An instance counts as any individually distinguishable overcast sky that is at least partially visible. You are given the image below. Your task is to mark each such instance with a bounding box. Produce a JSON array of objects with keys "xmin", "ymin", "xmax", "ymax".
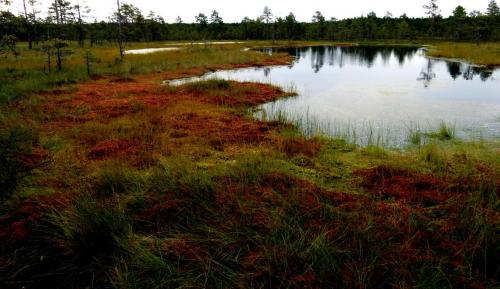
[{"xmin": 6, "ymin": 0, "xmax": 494, "ymax": 23}]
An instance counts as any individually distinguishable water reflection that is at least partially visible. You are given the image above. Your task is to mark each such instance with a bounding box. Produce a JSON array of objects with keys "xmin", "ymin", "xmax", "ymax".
[
  {"xmin": 263, "ymin": 67, "xmax": 271, "ymax": 77},
  {"xmin": 462, "ymin": 65, "xmax": 494, "ymax": 81},
  {"xmin": 267, "ymin": 46, "xmax": 421, "ymax": 70},
  {"xmin": 447, "ymin": 62, "xmax": 462, "ymax": 79},
  {"xmin": 311, "ymin": 47, "xmax": 325, "ymax": 73},
  {"xmin": 176, "ymin": 45, "xmax": 499, "ymax": 146},
  {"xmin": 448, "ymin": 61, "xmax": 494, "ymax": 81},
  {"xmin": 265, "ymin": 46, "xmax": 494, "ymax": 81},
  {"xmin": 418, "ymin": 59, "xmax": 436, "ymax": 88},
  {"xmin": 394, "ymin": 47, "xmax": 414, "ymax": 65}
]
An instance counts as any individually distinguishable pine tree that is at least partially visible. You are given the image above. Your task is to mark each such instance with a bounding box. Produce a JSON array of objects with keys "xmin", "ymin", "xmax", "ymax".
[
  {"xmin": 261, "ymin": 6, "xmax": 273, "ymax": 40},
  {"xmin": 115, "ymin": 0, "xmax": 124, "ymax": 59},
  {"xmin": 312, "ymin": 11, "xmax": 325, "ymax": 23},
  {"xmin": 49, "ymin": 0, "xmax": 74, "ymax": 24},
  {"xmin": 423, "ymin": 0, "xmax": 441, "ymax": 18},
  {"xmin": 195, "ymin": 13, "xmax": 208, "ymax": 26},
  {"xmin": 210, "ymin": 10, "xmax": 222, "ymax": 24},
  {"xmin": 210, "ymin": 10, "xmax": 223, "ymax": 39},
  {"xmin": 487, "ymin": 0, "xmax": 500, "ymax": 16},
  {"xmin": 22, "ymin": 0, "xmax": 33, "ymax": 49},
  {"xmin": 423, "ymin": 0, "xmax": 440, "ymax": 36},
  {"xmin": 312, "ymin": 11, "xmax": 326, "ymax": 39},
  {"xmin": 195, "ymin": 13, "xmax": 208, "ymax": 41},
  {"xmin": 452, "ymin": 5, "xmax": 467, "ymax": 18},
  {"xmin": 261, "ymin": 6, "xmax": 273, "ymax": 24},
  {"xmin": 75, "ymin": 1, "xmax": 90, "ymax": 47}
]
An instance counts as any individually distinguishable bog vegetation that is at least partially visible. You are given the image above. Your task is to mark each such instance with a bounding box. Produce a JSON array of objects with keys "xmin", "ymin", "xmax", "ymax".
[
  {"xmin": 0, "ymin": 0, "xmax": 499, "ymax": 289},
  {"xmin": 0, "ymin": 42, "xmax": 498, "ymax": 288}
]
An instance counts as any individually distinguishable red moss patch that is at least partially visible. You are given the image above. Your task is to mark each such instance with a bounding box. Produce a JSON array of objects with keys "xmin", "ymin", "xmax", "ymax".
[
  {"xmin": 171, "ymin": 112, "xmax": 279, "ymax": 148},
  {"xmin": 290, "ymin": 271, "xmax": 320, "ymax": 289},
  {"xmin": 0, "ymin": 193, "xmax": 72, "ymax": 244},
  {"xmin": 88, "ymin": 139, "xmax": 142, "ymax": 160},
  {"xmin": 177, "ymin": 81, "xmax": 290, "ymax": 106},
  {"xmin": 276, "ymin": 136, "xmax": 322, "ymax": 157},
  {"xmin": 16, "ymin": 147, "xmax": 49, "ymax": 169},
  {"xmin": 220, "ymin": 82, "xmax": 289, "ymax": 106},
  {"xmin": 108, "ymin": 77, "xmax": 137, "ymax": 83},
  {"xmin": 356, "ymin": 165, "xmax": 452, "ymax": 205},
  {"xmin": 161, "ymin": 238, "xmax": 206, "ymax": 261}
]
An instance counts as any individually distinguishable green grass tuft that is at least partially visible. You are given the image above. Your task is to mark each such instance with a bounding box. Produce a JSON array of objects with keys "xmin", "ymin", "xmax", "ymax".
[
  {"xmin": 184, "ymin": 79, "xmax": 231, "ymax": 92},
  {"xmin": 0, "ymin": 122, "xmax": 36, "ymax": 199},
  {"xmin": 92, "ymin": 161, "xmax": 146, "ymax": 196}
]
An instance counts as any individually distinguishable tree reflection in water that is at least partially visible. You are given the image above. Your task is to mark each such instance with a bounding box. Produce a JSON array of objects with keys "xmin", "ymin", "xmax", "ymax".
[
  {"xmin": 418, "ymin": 59, "xmax": 436, "ymax": 87},
  {"xmin": 447, "ymin": 62, "xmax": 462, "ymax": 79},
  {"xmin": 448, "ymin": 61, "xmax": 494, "ymax": 81},
  {"xmin": 263, "ymin": 67, "xmax": 271, "ymax": 77},
  {"xmin": 263, "ymin": 46, "xmax": 494, "ymax": 82}
]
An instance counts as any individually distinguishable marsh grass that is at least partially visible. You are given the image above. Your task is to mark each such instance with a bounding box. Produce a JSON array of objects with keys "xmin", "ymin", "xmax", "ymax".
[
  {"xmin": 276, "ymin": 129, "xmax": 323, "ymax": 159},
  {"xmin": 0, "ymin": 121, "xmax": 37, "ymax": 199},
  {"xmin": 430, "ymin": 122, "xmax": 456, "ymax": 141},
  {"xmin": 53, "ymin": 198, "xmax": 133, "ymax": 265},
  {"xmin": 260, "ymin": 106, "xmax": 462, "ymax": 148},
  {"xmin": 0, "ymin": 43, "xmax": 284, "ymax": 103},
  {"xmin": 46, "ymin": 198, "xmax": 132, "ymax": 287},
  {"xmin": 151, "ymin": 157, "xmax": 215, "ymax": 197},
  {"xmin": 111, "ymin": 246, "xmax": 188, "ymax": 289},
  {"xmin": 92, "ymin": 161, "xmax": 146, "ymax": 196},
  {"xmin": 419, "ymin": 142, "xmax": 448, "ymax": 171},
  {"xmin": 184, "ymin": 78, "xmax": 231, "ymax": 92},
  {"xmin": 427, "ymin": 42, "xmax": 500, "ymax": 67},
  {"xmin": 1, "ymin": 196, "xmax": 133, "ymax": 288},
  {"xmin": 268, "ymin": 109, "xmax": 387, "ymax": 146},
  {"xmin": 409, "ymin": 130, "xmax": 424, "ymax": 146},
  {"xmin": 224, "ymin": 153, "xmax": 276, "ymax": 186},
  {"xmin": 1, "ymin": 41, "xmax": 499, "ymax": 289},
  {"xmin": 408, "ymin": 122, "xmax": 456, "ymax": 148}
]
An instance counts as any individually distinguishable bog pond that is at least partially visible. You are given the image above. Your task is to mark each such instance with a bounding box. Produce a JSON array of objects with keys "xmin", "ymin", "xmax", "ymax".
[{"xmin": 169, "ymin": 46, "xmax": 500, "ymax": 147}]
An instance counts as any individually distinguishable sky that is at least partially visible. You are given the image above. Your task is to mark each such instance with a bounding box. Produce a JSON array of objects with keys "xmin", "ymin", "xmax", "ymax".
[{"xmin": 6, "ymin": 0, "xmax": 494, "ymax": 23}]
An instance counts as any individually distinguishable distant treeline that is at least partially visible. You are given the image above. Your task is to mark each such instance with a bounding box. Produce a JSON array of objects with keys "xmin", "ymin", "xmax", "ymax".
[{"xmin": 1, "ymin": 1, "xmax": 500, "ymax": 45}]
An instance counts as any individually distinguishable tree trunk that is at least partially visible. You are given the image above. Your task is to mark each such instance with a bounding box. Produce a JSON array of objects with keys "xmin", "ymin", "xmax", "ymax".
[
  {"xmin": 22, "ymin": 0, "xmax": 32, "ymax": 49},
  {"xmin": 56, "ymin": 48, "xmax": 61, "ymax": 71},
  {"xmin": 46, "ymin": 46, "xmax": 51, "ymax": 73},
  {"xmin": 53, "ymin": 0, "xmax": 60, "ymax": 24},
  {"xmin": 116, "ymin": 0, "xmax": 125, "ymax": 59},
  {"xmin": 86, "ymin": 51, "xmax": 91, "ymax": 76},
  {"xmin": 77, "ymin": 5, "xmax": 84, "ymax": 47}
]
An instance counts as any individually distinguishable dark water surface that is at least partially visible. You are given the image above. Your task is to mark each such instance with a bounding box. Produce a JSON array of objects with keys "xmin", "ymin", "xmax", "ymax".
[{"xmin": 172, "ymin": 46, "xmax": 500, "ymax": 146}]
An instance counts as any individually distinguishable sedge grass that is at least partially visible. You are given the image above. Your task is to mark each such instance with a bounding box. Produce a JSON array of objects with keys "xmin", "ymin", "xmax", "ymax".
[{"xmin": 427, "ymin": 42, "xmax": 500, "ymax": 67}]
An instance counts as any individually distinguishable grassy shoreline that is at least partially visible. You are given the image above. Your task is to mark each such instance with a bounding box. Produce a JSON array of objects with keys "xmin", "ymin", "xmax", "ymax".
[
  {"xmin": 426, "ymin": 42, "xmax": 500, "ymax": 67},
  {"xmin": 1, "ymin": 42, "xmax": 499, "ymax": 288}
]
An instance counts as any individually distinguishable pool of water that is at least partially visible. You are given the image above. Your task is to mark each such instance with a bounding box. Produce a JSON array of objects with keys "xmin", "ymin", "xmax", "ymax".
[
  {"xmin": 164, "ymin": 41, "xmax": 244, "ymax": 46},
  {"xmin": 125, "ymin": 42, "xmax": 245, "ymax": 55},
  {"xmin": 124, "ymin": 47, "xmax": 182, "ymax": 55},
  {"xmin": 169, "ymin": 46, "xmax": 500, "ymax": 146}
]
